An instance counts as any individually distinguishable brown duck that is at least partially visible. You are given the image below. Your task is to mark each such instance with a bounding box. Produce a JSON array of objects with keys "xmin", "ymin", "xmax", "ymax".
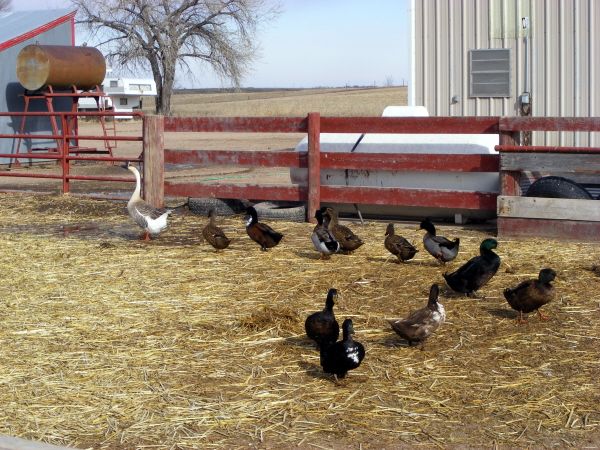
[
  {"xmin": 388, "ymin": 284, "xmax": 446, "ymax": 347},
  {"xmin": 245, "ymin": 206, "xmax": 283, "ymax": 251},
  {"xmin": 202, "ymin": 209, "xmax": 231, "ymax": 251},
  {"xmin": 323, "ymin": 207, "xmax": 364, "ymax": 253},
  {"xmin": 503, "ymin": 268, "xmax": 556, "ymax": 323},
  {"xmin": 384, "ymin": 223, "xmax": 418, "ymax": 263}
]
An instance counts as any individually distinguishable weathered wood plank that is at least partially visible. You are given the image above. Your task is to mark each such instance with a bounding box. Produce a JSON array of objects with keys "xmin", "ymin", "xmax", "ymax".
[
  {"xmin": 500, "ymin": 116, "xmax": 600, "ymax": 132},
  {"xmin": 163, "ymin": 149, "xmax": 499, "ymax": 172},
  {"xmin": 321, "ymin": 152, "xmax": 499, "ymax": 172},
  {"xmin": 164, "ymin": 149, "xmax": 304, "ymax": 168},
  {"xmin": 525, "ymin": 172, "xmax": 600, "ymax": 184},
  {"xmin": 500, "ymin": 153, "xmax": 600, "ymax": 173},
  {"xmin": 497, "ymin": 195, "xmax": 600, "ymax": 221},
  {"xmin": 164, "ymin": 182, "xmax": 306, "ymax": 202},
  {"xmin": 321, "ymin": 186, "xmax": 497, "ymax": 210},
  {"xmin": 499, "ymin": 130, "xmax": 521, "ymax": 196},
  {"xmin": 498, "ymin": 217, "xmax": 600, "ymax": 241},
  {"xmin": 163, "ymin": 116, "xmax": 308, "ymax": 133},
  {"xmin": 496, "ymin": 145, "xmax": 600, "ymax": 154},
  {"xmin": 320, "ymin": 116, "xmax": 500, "ymax": 134},
  {"xmin": 307, "ymin": 112, "xmax": 321, "ymax": 222},
  {"xmin": 143, "ymin": 115, "xmax": 165, "ymax": 208}
]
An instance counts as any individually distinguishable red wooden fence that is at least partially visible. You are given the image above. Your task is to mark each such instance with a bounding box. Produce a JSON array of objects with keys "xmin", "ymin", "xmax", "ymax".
[
  {"xmin": 148, "ymin": 114, "xmax": 502, "ymax": 221},
  {"xmin": 495, "ymin": 116, "xmax": 600, "ymax": 240}
]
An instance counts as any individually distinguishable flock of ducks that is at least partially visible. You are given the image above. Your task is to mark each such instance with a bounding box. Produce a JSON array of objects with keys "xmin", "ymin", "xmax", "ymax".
[{"xmin": 123, "ymin": 163, "xmax": 558, "ymax": 380}]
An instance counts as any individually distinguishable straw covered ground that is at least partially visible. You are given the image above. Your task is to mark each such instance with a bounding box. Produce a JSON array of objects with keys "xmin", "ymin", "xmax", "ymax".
[{"xmin": 0, "ymin": 193, "xmax": 599, "ymax": 449}]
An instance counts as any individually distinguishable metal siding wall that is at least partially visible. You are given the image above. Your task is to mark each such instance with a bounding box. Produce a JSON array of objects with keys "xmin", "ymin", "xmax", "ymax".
[
  {"xmin": 424, "ymin": 1, "xmax": 437, "ymax": 114},
  {"xmin": 590, "ymin": 0, "xmax": 600, "ymax": 146},
  {"xmin": 450, "ymin": 2, "xmax": 464, "ymax": 115},
  {"xmin": 437, "ymin": 0, "xmax": 449, "ymax": 115},
  {"xmin": 414, "ymin": 0, "xmax": 599, "ymax": 146}
]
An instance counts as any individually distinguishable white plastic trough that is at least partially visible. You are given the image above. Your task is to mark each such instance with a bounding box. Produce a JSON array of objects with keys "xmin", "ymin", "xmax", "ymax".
[{"xmin": 290, "ymin": 106, "xmax": 499, "ymax": 221}]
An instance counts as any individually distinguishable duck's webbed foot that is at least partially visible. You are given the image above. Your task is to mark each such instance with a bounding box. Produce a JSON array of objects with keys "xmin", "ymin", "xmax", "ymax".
[
  {"xmin": 516, "ymin": 311, "xmax": 528, "ymax": 325},
  {"xmin": 537, "ymin": 310, "xmax": 550, "ymax": 321}
]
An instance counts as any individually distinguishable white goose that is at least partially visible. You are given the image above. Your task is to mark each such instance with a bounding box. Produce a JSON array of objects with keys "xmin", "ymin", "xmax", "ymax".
[{"xmin": 123, "ymin": 162, "xmax": 172, "ymax": 240}]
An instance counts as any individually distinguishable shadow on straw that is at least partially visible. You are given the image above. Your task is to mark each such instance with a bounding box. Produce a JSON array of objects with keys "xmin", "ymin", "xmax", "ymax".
[
  {"xmin": 486, "ymin": 307, "xmax": 517, "ymax": 319},
  {"xmin": 283, "ymin": 335, "xmax": 316, "ymax": 350},
  {"xmin": 297, "ymin": 360, "xmax": 331, "ymax": 381},
  {"xmin": 293, "ymin": 250, "xmax": 323, "ymax": 260}
]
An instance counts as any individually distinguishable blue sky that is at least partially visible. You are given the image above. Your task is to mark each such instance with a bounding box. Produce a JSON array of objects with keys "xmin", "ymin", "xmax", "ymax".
[{"xmin": 11, "ymin": 0, "xmax": 411, "ymax": 89}]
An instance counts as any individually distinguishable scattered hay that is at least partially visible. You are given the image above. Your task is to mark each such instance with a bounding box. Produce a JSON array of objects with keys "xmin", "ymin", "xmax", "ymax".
[
  {"xmin": 239, "ymin": 305, "xmax": 300, "ymax": 332},
  {"xmin": 0, "ymin": 193, "xmax": 599, "ymax": 449}
]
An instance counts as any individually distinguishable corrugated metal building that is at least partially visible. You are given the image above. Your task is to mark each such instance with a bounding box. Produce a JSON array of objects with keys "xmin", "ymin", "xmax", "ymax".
[
  {"xmin": 0, "ymin": 9, "xmax": 75, "ymax": 163},
  {"xmin": 410, "ymin": 0, "xmax": 600, "ymax": 145}
]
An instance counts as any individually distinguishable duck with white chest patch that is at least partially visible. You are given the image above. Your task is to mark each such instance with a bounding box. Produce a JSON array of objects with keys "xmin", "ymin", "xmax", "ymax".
[
  {"xmin": 388, "ymin": 284, "xmax": 446, "ymax": 348},
  {"xmin": 319, "ymin": 318, "xmax": 365, "ymax": 379},
  {"xmin": 244, "ymin": 206, "xmax": 283, "ymax": 250}
]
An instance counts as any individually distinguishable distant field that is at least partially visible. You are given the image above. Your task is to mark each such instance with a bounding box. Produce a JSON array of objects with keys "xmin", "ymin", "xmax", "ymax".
[{"xmin": 145, "ymin": 86, "xmax": 408, "ymax": 117}]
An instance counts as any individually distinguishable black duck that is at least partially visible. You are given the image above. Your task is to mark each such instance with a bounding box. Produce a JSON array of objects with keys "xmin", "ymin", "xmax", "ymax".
[
  {"xmin": 320, "ymin": 319, "xmax": 365, "ymax": 379},
  {"xmin": 305, "ymin": 288, "xmax": 340, "ymax": 348},
  {"xmin": 443, "ymin": 238, "xmax": 500, "ymax": 297}
]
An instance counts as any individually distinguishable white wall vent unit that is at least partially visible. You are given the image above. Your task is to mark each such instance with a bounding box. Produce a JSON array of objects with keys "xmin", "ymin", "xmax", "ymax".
[{"xmin": 469, "ymin": 48, "xmax": 511, "ymax": 97}]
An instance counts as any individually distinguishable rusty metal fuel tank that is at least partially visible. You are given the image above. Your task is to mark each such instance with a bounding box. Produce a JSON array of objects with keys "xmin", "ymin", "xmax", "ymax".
[{"xmin": 16, "ymin": 44, "xmax": 106, "ymax": 91}]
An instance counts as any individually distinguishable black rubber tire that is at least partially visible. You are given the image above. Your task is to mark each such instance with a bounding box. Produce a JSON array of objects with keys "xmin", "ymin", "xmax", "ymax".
[
  {"xmin": 252, "ymin": 201, "xmax": 306, "ymax": 222},
  {"xmin": 525, "ymin": 176, "xmax": 592, "ymax": 199},
  {"xmin": 188, "ymin": 197, "xmax": 248, "ymax": 216}
]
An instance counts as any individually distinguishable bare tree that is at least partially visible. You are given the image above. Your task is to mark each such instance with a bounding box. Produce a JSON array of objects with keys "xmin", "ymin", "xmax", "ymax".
[
  {"xmin": 72, "ymin": 0, "xmax": 279, "ymax": 115},
  {"xmin": 0, "ymin": 0, "xmax": 12, "ymax": 13}
]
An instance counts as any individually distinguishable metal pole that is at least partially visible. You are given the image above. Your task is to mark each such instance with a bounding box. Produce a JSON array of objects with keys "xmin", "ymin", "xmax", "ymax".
[{"xmin": 61, "ymin": 114, "xmax": 70, "ymax": 194}]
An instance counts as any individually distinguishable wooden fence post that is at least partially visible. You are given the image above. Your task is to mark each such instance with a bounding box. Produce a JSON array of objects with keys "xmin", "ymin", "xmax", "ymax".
[
  {"xmin": 499, "ymin": 129, "xmax": 521, "ymax": 196},
  {"xmin": 307, "ymin": 112, "xmax": 321, "ymax": 223},
  {"xmin": 143, "ymin": 114, "xmax": 165, "ymax": 208}
]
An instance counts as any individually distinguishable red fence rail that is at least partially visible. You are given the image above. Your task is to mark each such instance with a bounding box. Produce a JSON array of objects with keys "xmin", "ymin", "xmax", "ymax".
[
  {"xmin": 154, "ymin": 114, "xmax": 502, "ymax": 221},
  {"xmin": 0, "ymin": 111, "xmax": 143, "ymax": 196}
]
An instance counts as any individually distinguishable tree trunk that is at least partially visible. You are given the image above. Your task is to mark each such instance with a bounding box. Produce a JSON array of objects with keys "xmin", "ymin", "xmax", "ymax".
[{"xmin": 156, "ymin": 62, "xmax": 176, "ymax": 116}]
